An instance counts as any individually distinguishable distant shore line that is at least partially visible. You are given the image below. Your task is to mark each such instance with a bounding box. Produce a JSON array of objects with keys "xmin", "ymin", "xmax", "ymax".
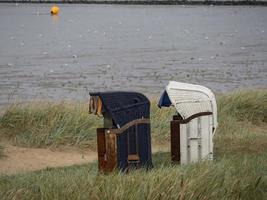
[{"xmin": 1, "ymin": 0, "xmax": 267, "ymax": 6}]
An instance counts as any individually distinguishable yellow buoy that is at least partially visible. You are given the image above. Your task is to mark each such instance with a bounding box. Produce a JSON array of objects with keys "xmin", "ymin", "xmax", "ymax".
[{"xmin": 50, "ymin": 5, "xmax": 59, "ymax": 15}]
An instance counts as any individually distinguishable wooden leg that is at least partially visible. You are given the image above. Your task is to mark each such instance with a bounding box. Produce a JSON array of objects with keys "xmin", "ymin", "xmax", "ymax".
[
  {"xmin": 171, "ymin": 121, "xmax": 180, "ymax": 163},
  {"xmin": 97, "ymin": 128, "xmax": 107, "ymax": 172},
  {"xmin": 106, "ymin": 132, "xmax": 117, "ymax": 172}
]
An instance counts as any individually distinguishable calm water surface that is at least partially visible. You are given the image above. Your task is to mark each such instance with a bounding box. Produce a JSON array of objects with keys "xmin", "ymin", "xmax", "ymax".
[{"xmin": 0, "ymin": 4, "xmax": 266, "ymax": 105}]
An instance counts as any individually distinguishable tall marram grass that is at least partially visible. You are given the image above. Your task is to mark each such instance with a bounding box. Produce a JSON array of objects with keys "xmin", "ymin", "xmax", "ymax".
[
  {"xmin": 0, "ymin": 102, "xmax": 101, "ymax": 149},
  {"xmin": 215, "ymin": 90, "xmax": 267, "ymax": 157},
  {"xmin": 0, "ymin": 89, "xmax": 266, "ymax": 199},
  {"xmin": 218, "ymin": 90, "xmax": 267, "ymax": 123},
  {"xmin": 0, "ymin": 100, "xmax": 176, "ymax": 148},
  {"xmin": 0, "ymin": 89, "xmax": 266, "ymax": 149}
]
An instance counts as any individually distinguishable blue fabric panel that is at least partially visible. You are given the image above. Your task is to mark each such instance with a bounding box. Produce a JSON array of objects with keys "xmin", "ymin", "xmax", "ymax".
[
  {"xmin": 117, "ymin": 132, "xmax": 128, "ymax": 170},
  {"xmin": 138, "ymin": 123, "xmax": 152, "ymax": 168},
  {"xmin": 158, "ymin": 90, "xmax": 172, "ymax": 108}
]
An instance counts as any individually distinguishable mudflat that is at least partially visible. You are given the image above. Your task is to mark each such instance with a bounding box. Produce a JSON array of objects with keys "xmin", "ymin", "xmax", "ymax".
[{"xmin": 0, "ymin": 4, "xmax": 266, "ymax": 106}]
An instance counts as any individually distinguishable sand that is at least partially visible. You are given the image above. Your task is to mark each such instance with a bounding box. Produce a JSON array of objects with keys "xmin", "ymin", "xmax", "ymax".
[{"xmin": 0, "ymin": 143, "xmax": 97, "ymax": 175}]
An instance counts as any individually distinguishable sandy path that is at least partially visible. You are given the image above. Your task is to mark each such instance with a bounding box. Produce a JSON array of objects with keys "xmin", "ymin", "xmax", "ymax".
[{"xmin": 0, "ymin": 144, "xmax": 97, "ymax": 175}]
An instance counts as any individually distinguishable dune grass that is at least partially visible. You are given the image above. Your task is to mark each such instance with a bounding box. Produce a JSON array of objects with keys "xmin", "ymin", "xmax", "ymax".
[
  {"xmin": 0, "ymin": 89, "xmax": 266, "ymax": 149},
  {"xmin": 0, "ymin": 89, "xmax": 266, "ymax": 199},
  {"xmin": 0, "ymin": 102, "xmax": 101, "ymax": 149},
  {"xmin": 215, "ymin": 89, "xmax": 267, "ymax": 158},
  {"xmin": 0, "ymin": 100, "xmax": 176, "ymax": 149},
  {"xmin": 218, "ymin": 89, "xmax": 267, "ymax": 124}
]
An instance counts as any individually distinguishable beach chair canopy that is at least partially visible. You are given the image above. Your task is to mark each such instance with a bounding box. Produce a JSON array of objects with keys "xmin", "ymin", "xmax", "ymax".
[
  {"xmin": 89, "ymin": 91, "xmax": 150, "ymax": 128},
  {"xmin": 158, "ymin": 81, "xmax": 218, "ymax": 130}
]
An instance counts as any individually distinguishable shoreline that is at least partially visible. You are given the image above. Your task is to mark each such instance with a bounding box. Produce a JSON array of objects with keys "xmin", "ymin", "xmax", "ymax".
[{"xmin": 0, "ymin": 0, "xmax": 267, "ymax": 6}]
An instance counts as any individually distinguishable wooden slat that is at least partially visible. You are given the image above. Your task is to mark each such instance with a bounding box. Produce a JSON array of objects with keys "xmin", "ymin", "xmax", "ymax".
[
  {"xmin": 171, "ymin": 120, "xmax": 180, "ymax": 163},
  {"xmin": 188, "ymin": 118, "xmax": 199, "ymax": 163},
  {"xmin": 180, "ymin": 124, "xmax": 188, "ymax": 164},
  {"xmin": 128, "ymin": 154, "xmax": 140, "ymax": 161},
  {"xmin": 106, "ymin": 132, "xmax": 117, "ymax": 172},
  {"xmin": 97, "ymin": 128, "xmax": 107, "ymax": 172}
]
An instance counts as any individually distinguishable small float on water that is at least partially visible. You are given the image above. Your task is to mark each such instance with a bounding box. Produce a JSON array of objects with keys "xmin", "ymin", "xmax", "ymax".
[{"xmin": 50, "ymin": 5, "xmax": 59, "ymax": 15}]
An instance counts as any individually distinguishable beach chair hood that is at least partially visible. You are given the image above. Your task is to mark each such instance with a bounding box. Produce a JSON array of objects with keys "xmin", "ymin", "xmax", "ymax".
[
  {"xmin": 158, "ymin": 81, "xmax": 218, "ymax": 130},
  {"xmin": 89, "ymin": 91, "xmax": 150, "ymax": 128}
]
